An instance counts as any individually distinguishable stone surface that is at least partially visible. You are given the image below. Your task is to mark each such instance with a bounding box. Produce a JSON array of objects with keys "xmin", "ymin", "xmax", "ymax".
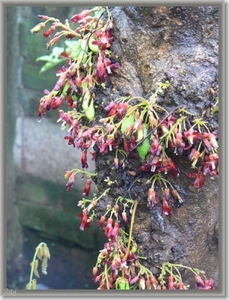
[
  {"xmin": 16, "ymin": 176, "xmax": 102, "ymax": 249},
  {"xmin": 13, "ymin": 116, "xmax": 95, "ymax": 186}
]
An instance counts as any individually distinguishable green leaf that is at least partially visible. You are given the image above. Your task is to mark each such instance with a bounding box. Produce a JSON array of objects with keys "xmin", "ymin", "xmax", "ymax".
[
  {"xmin": 137, "ymin": 138, "xmax": 150, "ymax": 161},
  {"xmin": 137, "ymin": 125, "xmax": 150, "ymax": 160},
  {"xmin": 121, "ymin": 114, "xmax": 135, "ymax": 134},
  {"xmin": 38, "ymin": 60, "xmax": 65, "ymax": 74},
  {"xmin": 84, "ymin": 99, "xmax": 95, "ymax": 121},
  {"xmin": 36, "ymin": 46, "xmax": 65, "ymax": 73}
]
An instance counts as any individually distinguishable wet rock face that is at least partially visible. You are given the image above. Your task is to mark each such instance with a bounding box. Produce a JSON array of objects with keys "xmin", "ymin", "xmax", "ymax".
[{"xmin": 94, "ymin": 6, "xmax": 219, "ymax": 287}]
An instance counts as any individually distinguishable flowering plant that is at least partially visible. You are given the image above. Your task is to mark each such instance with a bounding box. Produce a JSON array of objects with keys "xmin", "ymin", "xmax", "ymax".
[{"xmin": 31, "ymin": 6, "xmax": 218, "ymax": 290}]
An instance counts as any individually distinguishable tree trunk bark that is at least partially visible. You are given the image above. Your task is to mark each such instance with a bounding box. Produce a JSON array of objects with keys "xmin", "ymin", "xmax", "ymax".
[{"xmin": 94, "ymin": 6, "xmax": 219, "ymax": 288}]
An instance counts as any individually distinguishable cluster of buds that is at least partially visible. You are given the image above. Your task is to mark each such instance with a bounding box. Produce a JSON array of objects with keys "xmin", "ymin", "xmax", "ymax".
[
  {"xmin": 31, "ymin": 6, "xmax": 120, "ymax": 121},
  {"xmin": 157, "ymin": 262, "xmax": 215, "ymax": 290},
  {"xmin": 146, "ymin": 175, "xmax": 183, "ymax": 215}
]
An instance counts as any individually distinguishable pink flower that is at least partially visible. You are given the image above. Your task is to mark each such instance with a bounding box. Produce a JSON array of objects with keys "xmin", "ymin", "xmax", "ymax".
[
  {"xmin": 82, "ymin": 179, "xmax": 92, "ymax": 196},
  {"xmin": 92, "ymin": 29, "xmax": 114, "ymax": 50},
  {"xmin": 195, "ymin": 276, "xmax": 214, "ymax": 290},
  {"xmin": 79, "ymin": 210, "xmax": 90, "ymax": 231},
  {"xmin": 193, "ymin": 172, "xmax": 205, "ymax": 188},
  {"xmin": 66, "ymin": 173, "xmax": 76, "ymax": 191},
  {"xmin": 183, "ymin": 128, "xmax": 201, "ymax": 145},
  {"xmin": 202, "ymin": 153, "xmax": 219, "ymax": 176},
  {"xmin": 147, "ymin": 188, "xmax": 157, "ymax": 209},
  {"xmin": 43, "ymin": 25, "xmax": 55, "ymax": 38},
  {"xmin": 71, "ymin": 9, "xmax": 90, "ymax": 23},
  {"xmin": 105, "ymin": 218, "xmax": 113, "ymax": 238},
  {"xmin": 111, "ymin": 222, "xmax": 120, "ymax": 242},
  {"xmin": 162, "ymin": 197, "xmax": 172, "ymax": 216},
  {"xmin": 81, "ymin": 150, "xmax": 88, "ymax": 169},
  {"xmin": 98, "ymin": 216, "xmax": 106, "ymax": 228}
]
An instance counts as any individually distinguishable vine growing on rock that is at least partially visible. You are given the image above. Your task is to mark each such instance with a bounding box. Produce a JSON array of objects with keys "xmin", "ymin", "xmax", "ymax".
[{"xmin": 31, "ymin": 6, "xmax": 218, "ymax": 290}]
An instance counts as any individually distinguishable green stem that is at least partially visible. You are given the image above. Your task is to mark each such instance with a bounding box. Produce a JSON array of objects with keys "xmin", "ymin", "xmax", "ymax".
[
  {"xmin": 28, "ymin": 242, "xmax": 46, "ymax": 289},
  {"xmin": 124, "ymin": 200, "xmax": 138, "ymax": 260},
  {"xmin": 104, "ymin": 264, "xmax": 110, "ymax": 290}
]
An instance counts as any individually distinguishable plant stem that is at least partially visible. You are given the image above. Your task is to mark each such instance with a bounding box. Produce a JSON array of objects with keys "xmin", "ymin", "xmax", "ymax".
[
  {"xmin": 124, "ymin": 200, "xmax": 138, "ymax": 260},
  {"xmin": 28, "ymin": 242, "xmax": 45, "ymax": 289}
]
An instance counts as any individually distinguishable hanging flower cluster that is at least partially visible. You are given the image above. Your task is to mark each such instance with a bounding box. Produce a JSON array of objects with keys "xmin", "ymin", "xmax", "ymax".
[{"xmin": 31, "ymin": 6, "xmax": 120, "ymax": 121}]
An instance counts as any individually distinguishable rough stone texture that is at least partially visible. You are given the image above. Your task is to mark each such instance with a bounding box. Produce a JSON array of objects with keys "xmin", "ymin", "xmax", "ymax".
[{"xmin": 94, "ymin": 6, "xmax": 219, "ymax": 288}]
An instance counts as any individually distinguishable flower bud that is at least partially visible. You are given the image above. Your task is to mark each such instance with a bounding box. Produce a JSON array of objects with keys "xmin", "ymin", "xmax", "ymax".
[
  {"xmin": 43, "ymin": 25, "xmax": 56, "ymax": 38},
  {"xmin": 30, "ymin": 22, "xmax": 45, "ymax": 34},
  {"xmin": 168, "ymin": 275, "xmax": 175, "ymax": 290},
  {"xmin": 115, "ymin": 277, "xmax": 130, "ymax": 290},
  {"xmin": 139, "ymin": 276, "xmax": 146, "ymax": 289},
  {"xmin": 98, "ymin": 216, "xmax": 106, "ymax": 228}
]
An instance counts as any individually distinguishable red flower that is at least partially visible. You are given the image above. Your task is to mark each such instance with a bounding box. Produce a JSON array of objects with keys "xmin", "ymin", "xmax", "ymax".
[
  {"xmin": 81, "ymin": 150, "xmax": 88, "ymax": 168},
  {"xmin": 82, "ymin": 179, "xmax": 92, "ymax": 196},
  {"xmin": 121, "ymin": 211, "xmax": 128, "ymax": 224},
  {"xmin": 105, "ymin": 218, "xmax": 113, "ymax": 238},
  {"xmin": 94, "ymin": 51, "xmax": 107, "ymax": 83},
  {"xmin": 188, "ymin": 148, "xmax": 201, "ymax": 167},
  {"xmin": 79, "ymin": 210, "xmax": 90, "ymax": 231},
  {"xmin": 187, "ymin": 170, "xmax": 205, "ymax": 188},
  {"xmin": 193, "ymin": 172, "xmax": 205, "ymax": 188},
  {"xmin": 164, "ymin": 188, "xmax": 171, "ymax": 202},
  {"xmin": 98, "ymin": 216, "xmax": 106, "ymax": 228},
  {"xmin": 51, "ymin": 95, "xmax": 64, "ymax": 109},
  {"xmin": 150, "ymin": 135, "xmax": 162, "ymax": 156},
  {"xmin": 195, "ymin": 276, "xmax": 214, "ymax": 290},
  {"xmin": 111, "ymin": 222, "xmax": 120, "ymax": 242},
  {"xmin": 64, "ymin": 135, "xmax": 75, "ymax": 147},
  {"xmin": 183, "ymin": 128, "xmax": 201, "ymax": 145},
  {"xmin": 178, "ymin": 282, "xmax": 185, "ymax": 289},
  {"xmin": 66, "ymin": 173, "xmax": 76, "ymax": 191},
  {"xmin": 147, "ymin": 188, "xmax": 157, "ymax": 209},
  {"xmin": 71, "ymin": 9, "xmax": 90, "ymax": 23},
  {"xmin": 92, "ymin": 29, "xmax": 114, "ymax": 50},
  {"xmin": 140, "ymin": 163, "xmax": 151, "ymax": 172},
  {"xmin": 168, "ymin": 276, "xmax": 175, "ymax": 290},
  {"xmin": 94, "ymin": 51, "xmax": 120, "ymax": 83},
  {"xmin": 202, "ymin": 153, "xmax": 219, "ymax": 176},
  {"xmin": 43, "ymin": 25, "xmax": 55, "ymax": 38},
  {"xmin": 38, "ymin": 15, "xmax": 49, "ymax": 20},
  {"xmin": 162, "ymin": 197, "xmax": 172, "ymax": 216}
]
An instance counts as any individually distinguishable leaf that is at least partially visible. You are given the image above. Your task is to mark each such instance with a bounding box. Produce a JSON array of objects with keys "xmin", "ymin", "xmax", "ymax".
[
  {"xmin": 26, "ymin": 279, "xmax": 37, "ymax": 290},
  {"xmin": 36, "ymin": 46, "xmax": 65, "ymax": 73},
  {"xmin": 38, "ymin": 60, "xmax": 66, "ymax": 74},
  {"xmin": 84, "ymin": 99, "xmax": 95, "ymax": 121},
  {"xmin": 36, "ymin": 245, "xmax": 44, "ymax": 260},
  {"xmin": 69, "ymin": 40, "xmax": 82, "ymax": 59},
  {"xmin": 30, "ymin": 260, "xmax": 40, "ymax": 278},
  {"xmin": 44, "ymin": 244, "xmax": 51, "ymax": 259},
  {"xmin": 137, "ymin": 138, "xmax": 150, "ymax": 161},
  {"xmin": 42, "ymin": 257, "xmax": 48, "ymax": 275},
  {"xmin": 121, "ymin": 114, "xmax": 135, "ymax": 134}
]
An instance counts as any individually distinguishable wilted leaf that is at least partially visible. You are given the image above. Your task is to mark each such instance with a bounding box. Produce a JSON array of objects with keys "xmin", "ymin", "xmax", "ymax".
[
  {"xmin": 30, "ymin": 259, "xmax": 40, "ymax": 278},
  {"xmin": 36, "ymin": 245, "xmax": 44, "ymax": 260},
  {"xmin": 42, "ymin": 257, "xmax": 48, "ymax": 275},
  {"xmin": 26, "ymin": 279, "xmax": 37, "ymax": 290},
  {"xmin": 44, "ymin": 244, "xmax": 51, "ymax": 259}
]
